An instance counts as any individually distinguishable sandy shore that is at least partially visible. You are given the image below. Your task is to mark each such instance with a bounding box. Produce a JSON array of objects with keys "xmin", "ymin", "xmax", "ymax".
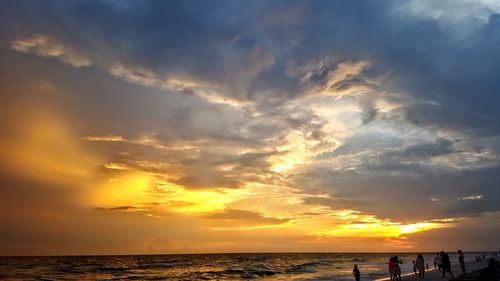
[{"xmin": 375, "ymin": 255, "xmax": 496, "ymax": 281}]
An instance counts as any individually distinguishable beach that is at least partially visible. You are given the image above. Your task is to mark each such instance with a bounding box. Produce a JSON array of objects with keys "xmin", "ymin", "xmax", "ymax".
[{"xmin": 395, "ymin": 255, "xmax": 498, "ymax": 281}]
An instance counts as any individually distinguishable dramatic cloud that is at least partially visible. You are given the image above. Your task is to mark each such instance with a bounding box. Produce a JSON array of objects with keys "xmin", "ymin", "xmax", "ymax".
[{"xmin": 1, "ymin": 0, "xmax": 499, "ymax": 254}]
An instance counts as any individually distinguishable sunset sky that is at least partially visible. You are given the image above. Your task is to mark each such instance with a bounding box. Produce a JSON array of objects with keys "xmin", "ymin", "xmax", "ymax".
[{"xmin": 1, "ymin": 0, "xmax": 500, "ymax": 255}]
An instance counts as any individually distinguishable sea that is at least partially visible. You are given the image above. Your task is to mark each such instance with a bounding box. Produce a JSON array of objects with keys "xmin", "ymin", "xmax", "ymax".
[{"xmin": 0, "ymin": 252, "xmax": 486, "ymax": 280}]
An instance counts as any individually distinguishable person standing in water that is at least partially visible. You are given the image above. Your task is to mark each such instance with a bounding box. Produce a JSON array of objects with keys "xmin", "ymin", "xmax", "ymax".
[
  {"xmin": 440, "ymin": 251, "xmax": 454, "ymax": 279},
  {"xmin": 416, "ymin": 254, "xmax": 426, "ymax": 279},
  {"xmin": 353, "ymin": 264, "xmax": 361, "ymax": 281},
  {"xmin": 458, "ymin": 250, "xmax": 466, "ymax": 275}
]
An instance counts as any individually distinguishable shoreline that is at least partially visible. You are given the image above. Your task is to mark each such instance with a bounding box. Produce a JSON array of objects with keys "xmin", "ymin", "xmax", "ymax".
[{"xmin": 374, "ymin": 255, "xmax": 497, "ymax": 281}]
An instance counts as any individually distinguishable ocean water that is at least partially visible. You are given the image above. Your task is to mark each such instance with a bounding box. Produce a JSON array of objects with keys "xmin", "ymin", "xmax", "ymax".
[{"xmin": 0, "ymin": 252, "xmax": 484, "ymax": 280}]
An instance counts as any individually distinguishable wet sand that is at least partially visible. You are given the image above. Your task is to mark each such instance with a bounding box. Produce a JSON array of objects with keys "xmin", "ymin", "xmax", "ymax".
[
  {"xmin": 375, "ymin": 255, "xmax": 496, "ymax": 281},
  {"xmin": 399, "ymin": 256, "xmax": 497, "ymax": 281}
]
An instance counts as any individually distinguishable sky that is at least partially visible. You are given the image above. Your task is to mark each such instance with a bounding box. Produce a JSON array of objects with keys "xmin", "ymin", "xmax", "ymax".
[{"xmin": 1, "ymin": 0, "xmax": 500, "ymax": 255}]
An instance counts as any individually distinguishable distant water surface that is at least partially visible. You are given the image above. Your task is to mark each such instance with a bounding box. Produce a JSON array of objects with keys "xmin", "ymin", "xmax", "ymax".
[{"xmin": 0, "ymin": 252, "xmax": 484, "ymax": 280}]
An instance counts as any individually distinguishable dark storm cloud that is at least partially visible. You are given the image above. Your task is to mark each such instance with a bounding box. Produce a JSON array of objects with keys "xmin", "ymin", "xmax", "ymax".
[
  {"xmin": 273, "ymin": 1, "xmax": 500, "ymax": 137},
  {"xmin": 291, "ymin": 166, "xmax": 500, "ymax": 222},
  {"xmin": 400, "ymin": 139, "xmax": 454, "ymax": 158},
  {"xmin": 373, "ymin": 13, "xmax": 500, "ymax": 137},
  {"xmin": 0, "ymin": 1, "xmax": 371, "ymax": 104},
  {"xmin": 356, "ymin": 138, "xmax": 457, "ymax": 174},
  {"xmin": 2, "ymin": 0, "xmax": 500, "ymax": 124},
  {"xmin": 1, "ymin": 0, "xmax": 282, "ymax": 101}
]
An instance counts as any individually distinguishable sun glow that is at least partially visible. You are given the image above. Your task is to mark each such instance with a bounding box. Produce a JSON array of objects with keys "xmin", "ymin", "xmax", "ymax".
[
  {"xmin": 315, "ymin": 220, "xmax": 445, "ymax": 238},
  {"xmin": 0, "ymin": 107, "xmax": 95, "ymax": 185},
  {"xmin": 91, "ymin": 173, "xmax": 245, "ymax": 214},
  {"xmin": 270, "ymin": 131, "xmax": 314, "ymax": 173},
  {"xmin": 92, "ymin": 172, "xmax": 152, "ymax": 207},
  {"xmin": 399, "ymin": 222, "xmax": 438, "ymax": 234},
  {"xmin": 154, "ymin": 180, "xmax": 245, "ymax": 213}
]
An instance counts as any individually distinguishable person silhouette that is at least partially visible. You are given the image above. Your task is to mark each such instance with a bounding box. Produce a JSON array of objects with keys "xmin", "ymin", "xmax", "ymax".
[
  {"xmin": 353, "ymin": 264, "xmax": 361, "ymax": 281},
  {"xmin": 458, "ymin": 250, "xmax": 466, "ymax": 275},
  {"xmin": 416, "ymin": 254, "xmax": 425, "ymax": 279},
  {"xmin": 389, "ymin": 256, "xmax": 396, "ymax": 281},
  {"xmin": 394, "ymin": 256, "xmax": 402, "ymax": 281},
  {"xmin": 440, "ymin": 251, "xmax": 454, "ymax": 279}
]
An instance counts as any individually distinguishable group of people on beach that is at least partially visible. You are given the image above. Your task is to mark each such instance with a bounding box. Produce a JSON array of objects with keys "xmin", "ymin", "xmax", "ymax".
[
  {"xmin": 389, "ymin": 250, "xmax": 462, "ymax": 280},
  {"xmin": 474, "ymin": 253, "xmax": 486, "ymax": 263},
  {"xmin": 388, "ymin": 255, "xmax": 403, "ymax": 280},
  {"xmin": 353, "ymin": 250, "xmax": 496, "ymax": 281}
]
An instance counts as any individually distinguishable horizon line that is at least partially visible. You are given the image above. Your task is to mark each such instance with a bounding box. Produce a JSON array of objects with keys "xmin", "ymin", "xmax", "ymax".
[{"xmin": 1, "ymin": 249, "xmax": 498, "ymax": 258}]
